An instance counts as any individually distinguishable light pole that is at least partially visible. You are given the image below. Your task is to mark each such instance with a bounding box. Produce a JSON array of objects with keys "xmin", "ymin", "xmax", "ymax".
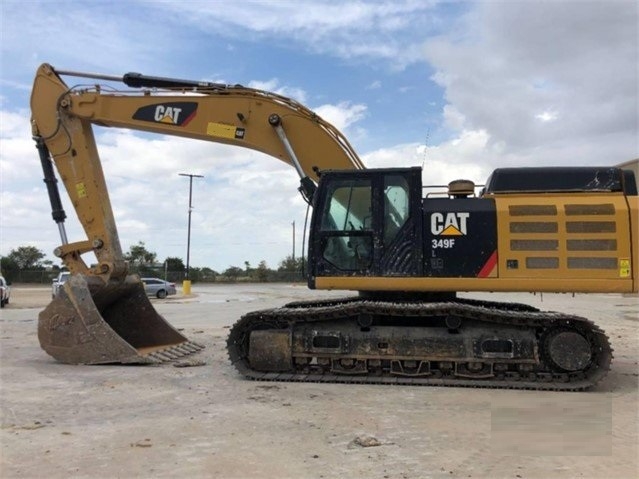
[
  {"xmin": 292, "ymin": 220, "xmax": 295, "ymax": 262},
  {"xmin": 179, "ymin": 173, "xmax": 203, "ymax": 294}
]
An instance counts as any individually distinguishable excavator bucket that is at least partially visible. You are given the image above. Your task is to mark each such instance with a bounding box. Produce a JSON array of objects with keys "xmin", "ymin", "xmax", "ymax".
[{"xmin": 38, "ymin": 274, "xmax": 203, "ymax": 364}]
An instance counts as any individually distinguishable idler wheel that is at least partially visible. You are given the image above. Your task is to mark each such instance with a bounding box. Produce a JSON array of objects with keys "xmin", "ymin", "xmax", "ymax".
[
  {"xmin": 445, "ymin": 315, "xmax": 462, "ymax": 330},
  {"xmin": 545, "ymin": 329, "xmax": 592, "ymax": 372}
]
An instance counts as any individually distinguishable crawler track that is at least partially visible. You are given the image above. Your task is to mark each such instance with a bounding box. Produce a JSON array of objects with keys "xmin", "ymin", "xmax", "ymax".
[{"xmin": 227, "ymin": 298, "xmax": 612, "ymax": 391}]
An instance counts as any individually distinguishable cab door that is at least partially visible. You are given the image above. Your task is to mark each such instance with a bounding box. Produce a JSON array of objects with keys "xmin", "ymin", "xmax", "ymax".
[{"xmin": 377, "ymin": 169, "xmax": 423, "ymax": 276}]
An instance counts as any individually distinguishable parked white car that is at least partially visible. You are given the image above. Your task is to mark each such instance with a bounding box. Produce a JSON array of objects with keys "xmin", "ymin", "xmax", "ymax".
[
  {"xmin": 141, "ymin": 277, "xmax": 177, "ymax": 299},
  {"xmin": 0, "ymin": 276, "xmax": 10, "ymax": 308},
  {"xmin": 52, "ymin": 271, "xmax": 71, "ymax": 298}
]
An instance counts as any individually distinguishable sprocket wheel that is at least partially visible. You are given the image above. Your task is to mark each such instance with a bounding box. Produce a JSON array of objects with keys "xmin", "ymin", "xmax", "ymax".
[{"xmin": 542, "ymin": 326, "xmax": 593, "ymax": 372}]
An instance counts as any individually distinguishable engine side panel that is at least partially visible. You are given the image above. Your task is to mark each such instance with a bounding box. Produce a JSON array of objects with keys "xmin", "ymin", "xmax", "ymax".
[{"xmin": 493, "ymin": 194, "xmax": 634, "ymax": 282}]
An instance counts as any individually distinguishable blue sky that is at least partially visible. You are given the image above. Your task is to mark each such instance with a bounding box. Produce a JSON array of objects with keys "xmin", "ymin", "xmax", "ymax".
[{"xmin": 1, "ymin": 0, "xmax": 637, "ymax": 272}]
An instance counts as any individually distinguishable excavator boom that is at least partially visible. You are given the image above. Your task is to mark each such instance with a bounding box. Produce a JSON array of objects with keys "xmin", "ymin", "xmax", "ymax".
[{"xmin": 30, "ymin": 63, "xmax": 363, "ymax": 364}]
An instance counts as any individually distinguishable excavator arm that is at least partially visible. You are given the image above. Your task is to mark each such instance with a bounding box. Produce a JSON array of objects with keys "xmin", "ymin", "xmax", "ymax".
[
  {"xmin": 30, "ymin": 63, "xmax": 363, "ymax": 364},
  {"xmin": 31, "ymin": 63, "xmax": 363, "ymax": 280}
]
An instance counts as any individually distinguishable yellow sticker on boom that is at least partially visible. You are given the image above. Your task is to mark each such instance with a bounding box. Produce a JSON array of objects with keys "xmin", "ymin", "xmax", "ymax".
[
  {"xmin": 619, "ymin": 258, "xmax": 630, "ymax": 278},
  {"xmin": 76, "ymin": 182, "xmax": 87, "ymax": 198},
  {"xmin": 207, "ymin": 122, "xmax": 245, "ymax": 140}
]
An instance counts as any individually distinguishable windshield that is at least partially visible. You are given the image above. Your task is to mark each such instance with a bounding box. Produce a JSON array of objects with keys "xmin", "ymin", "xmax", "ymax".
[{"xmin": 320, "ymin": 179, "xmax": 372, "ymax": 231}]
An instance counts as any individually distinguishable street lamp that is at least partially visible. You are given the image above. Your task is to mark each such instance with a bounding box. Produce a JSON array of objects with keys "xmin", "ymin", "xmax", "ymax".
[
  {"xmin": 292, "ymin": 220, "xmax": 295, "ymax": 261},
  {"xmin": 179, "ymin": 173, "xmax": 203, "ymax": 294}
]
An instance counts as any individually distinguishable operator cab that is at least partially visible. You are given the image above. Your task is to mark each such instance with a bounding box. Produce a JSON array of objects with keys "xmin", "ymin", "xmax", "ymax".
[
  {"xmin": 309, "ymin": 167, "xmax": 423, "ymax": 283},
  {"xmin": 308, "ymin": 166, "xmax": 498, "ymax": 285}
]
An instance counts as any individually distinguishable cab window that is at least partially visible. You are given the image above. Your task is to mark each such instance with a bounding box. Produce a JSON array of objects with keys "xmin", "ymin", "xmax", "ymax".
[
  {"xmin": 319, "ymin": 179, "xmax": 373, "ymax": 271},
  {"xmin": 383, "ymin": 175, "xmax": 409, "ymax": 244},
  {"xmin": 321, "ymin": 180, "xmax": 372, "ymax": 231}
]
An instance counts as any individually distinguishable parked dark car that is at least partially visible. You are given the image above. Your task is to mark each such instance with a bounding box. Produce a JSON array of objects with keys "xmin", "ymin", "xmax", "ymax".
[{"xmin": 141, "ymin": 277, "xmax": 176, "ymax": 299}]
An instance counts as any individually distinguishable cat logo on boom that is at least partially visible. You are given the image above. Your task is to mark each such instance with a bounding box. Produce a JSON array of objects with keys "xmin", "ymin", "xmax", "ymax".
[
  {"xmin": 132, "ymin": 102, "xmax": 198, "ymax": 126},
  {"xmin": 154, "ymin": 105, "xmax": 183, "ymax": 124},
  {"xmin": 431, "ymin": 212, "xmax": 470, "ymax": 236}
]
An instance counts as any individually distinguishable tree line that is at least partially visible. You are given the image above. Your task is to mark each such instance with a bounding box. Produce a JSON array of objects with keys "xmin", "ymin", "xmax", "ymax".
[{"xmin": 0, "ymin": 242, "xmax": 306, "ymax": 284}]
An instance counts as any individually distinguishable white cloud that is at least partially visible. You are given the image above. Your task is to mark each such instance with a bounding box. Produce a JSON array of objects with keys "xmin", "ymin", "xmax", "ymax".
[
  {"xmin": 423, "ymin": 1, "xmax": 638, "ymax": 166},
  {"xmin": 247, "ymin": 79, "xmax": 308, "ymax": 104},
  {"xmin": 535, "ymin": 111, "xmax": 559, "ymax": 123},
  {"xmin": 442, "ymin": 105, "xmax": 466, "ymax": 131},
  {"xmin": 152, "ymin": 0, "xmax": 442, "ymax": 69},
  {"xmin": 364, "ymin": 129, "xmax": 495, "ymax": 187},
  {"xmin": 1, "ymin": 2, "xmax": 177, "ymax": 78},
  {"xmin": 0, "ymin": 110, "xmax": 35, "ymax": 185},
  {"xmin": 313, "ymin": 101, "xmax": 367, "ymax": 133}
]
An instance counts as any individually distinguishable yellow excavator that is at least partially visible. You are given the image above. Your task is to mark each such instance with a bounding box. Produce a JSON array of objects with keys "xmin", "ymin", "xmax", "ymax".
[{"xmin": 31, "ymin": 63, "xmax": 637, "ymax": 390}]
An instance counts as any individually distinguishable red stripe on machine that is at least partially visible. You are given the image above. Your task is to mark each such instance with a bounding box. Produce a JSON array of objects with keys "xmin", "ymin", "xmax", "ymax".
[{"xmin": 478, "ymin": 251, "xmax": 498, "ymax": 278}]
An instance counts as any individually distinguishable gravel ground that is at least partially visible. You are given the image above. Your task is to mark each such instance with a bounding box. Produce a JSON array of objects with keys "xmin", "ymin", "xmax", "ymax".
[{"xmin": 1, "ymin": 283, "xmax": 637, "ymax": 479}]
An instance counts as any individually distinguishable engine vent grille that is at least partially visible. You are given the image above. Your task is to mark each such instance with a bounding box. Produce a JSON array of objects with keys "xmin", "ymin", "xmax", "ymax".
[{"xmin": 506, "ymin": 202, "xmax": 619, "ymax": 272}]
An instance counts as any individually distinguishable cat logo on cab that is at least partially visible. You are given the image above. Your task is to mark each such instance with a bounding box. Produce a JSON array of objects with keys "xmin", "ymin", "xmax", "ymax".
[
  {"xmin": 431, "ymin": 212, "xmax": 469, "ymax": 236},
  {"xmin": 430, "ymin": 212, "xmax": 470, "ymax": 249}
]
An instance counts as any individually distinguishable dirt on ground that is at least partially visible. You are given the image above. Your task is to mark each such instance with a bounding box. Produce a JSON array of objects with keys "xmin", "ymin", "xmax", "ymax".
[{"xmin": 1, "ymin": 284, "xmax": 637, "ymax": 479}]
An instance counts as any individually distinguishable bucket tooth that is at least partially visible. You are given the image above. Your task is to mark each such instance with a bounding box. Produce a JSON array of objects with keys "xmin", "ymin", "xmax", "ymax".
[
  {"xmin": 189, "ymin": 342, "xmax": 205, "ymax": 351},
  {"xmin": 175, "ymin": 345, "xmax": 194, "ymax": 355},
  {"xmin": 147, "ymin": 351, "xmax": 175, "ymax": 363},
  {"xmin": 157, "ymin": 348, "xmax": 182, "ymax": 359},
  {"xmin": 38, "ymin": 274, "xmax": 204, "ymax": 365},
  {"xmin": 180, "ymin": 342, "xmax": 204, "ymax": 355},
  {"xmin": 182, "ymin": 343, "xmax": 199, "ymax": 353}
]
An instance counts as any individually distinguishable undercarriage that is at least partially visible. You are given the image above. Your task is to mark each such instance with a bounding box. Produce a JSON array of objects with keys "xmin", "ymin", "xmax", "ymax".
[{"xmin": 227, "ymin": 297, "xmax": 612, "ymax": 391}]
